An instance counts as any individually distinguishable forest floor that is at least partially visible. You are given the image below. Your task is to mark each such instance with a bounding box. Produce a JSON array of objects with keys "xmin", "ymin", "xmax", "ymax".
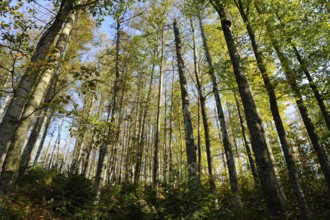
[{"xmin": 1, "ymin": 167, "xmax": 329, "ymax": 220}]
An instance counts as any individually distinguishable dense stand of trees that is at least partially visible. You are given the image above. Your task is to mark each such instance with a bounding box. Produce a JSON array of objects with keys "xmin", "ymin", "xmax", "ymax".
[{"xmin": 0, "ymin": 0, "xmax": 329, "ymax": 219}]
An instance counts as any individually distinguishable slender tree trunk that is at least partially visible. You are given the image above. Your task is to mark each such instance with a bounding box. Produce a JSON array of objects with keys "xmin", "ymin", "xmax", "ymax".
[
  {"xmin": 214, "ymin": 108, "xmax": 228, "ymax": 182},
  {"xmin": 292, "ymin": 46, "xmax": 330, "ymax": 132},
  {"xmin": 33, "ymin": 108, "xmax": 54, "ymax": 166},
  {"xmin": 273, "ymin": 42, "xmax": 330, "ymax": 192},
  {"xmin": 227, "ymin": 102, "xmax": 242, "ymax": 174},
  {"xmin": 82, "ymin": 95, "xmax": 105, "ymax": 177},
  {"xmin": 163, "ymin": 81, "xmax": 168, "ymax": 183},
  {"xmin": 0, "ymin": 0, "xmax": 74, "ymax": 170},
  {"xmin": 71, "ymin": 93, "xmax": 93, "ymax": 173},
  {"xmin": 178, "ymin": 111, "xmax": 184, "ymax": 183},
  {"xmin": 95, "ymin": 16, "xmax": 122, "ymax": 197},
  {"xmin": 197, "ymin": 98, "xmax": 202, "ymax": 183},
  {"xmin": 236, "ymin": 1, "xmax": 312, "ymax": 218},
  {"xmin": 209, "ymin": 1, "xmax": 287, "ymax": 217},
  {"xmin": 134, "ymin": 63, "xmax": 155, "ymax": 188},
  {"xmin": 173, "ymin": 19, "xmax": 199, "ymax": 192},
  {"xmin": 234, "ymin": 92, "xmax": 258, "ymax": 182},
  {"xmin": 169, "ymin": 69, "xmax": 175, "ymax": 183},
  {"xmin": 191, "ymin": 17, "xmax": 216, "ymax": 193},
  {"xmin": 198, "ymin": 12, "xmax": 241, "ymax": 208},
  {"xmin": 153, "ymin": 29, "xmax": 165, "ymax": 191}
]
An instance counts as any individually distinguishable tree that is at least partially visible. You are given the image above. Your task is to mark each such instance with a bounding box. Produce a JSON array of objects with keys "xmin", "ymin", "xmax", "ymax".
[
  {"xmin": 0, "ymin": 0, "xmax": 75, "ymax": 170},
  {"xmin": 234, "ymin": 0, "xmax": 312, "ymax": 218},
  {"xmin": 256, "ymin": 2, "xmax": 330, "ymax": 193},
  {"xmin": 173, "ymin": 19, "xmax": 199, "ymax": 192},
  {"xmin": 208, "ymin": 1, "xmax": 287, "ymax": 217},
  {"xmin": 196, "ymin": 8, "xmax": 244, "ymax": 209},
  {"xmin": 0, "ymin": 0, "xmax": 77, "ymax": 208}
]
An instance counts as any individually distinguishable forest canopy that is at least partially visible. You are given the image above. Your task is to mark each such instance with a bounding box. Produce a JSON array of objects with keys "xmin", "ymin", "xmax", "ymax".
[{"xmin": 0, "ymin": 0, "xmax": 329, "ymax": 219}]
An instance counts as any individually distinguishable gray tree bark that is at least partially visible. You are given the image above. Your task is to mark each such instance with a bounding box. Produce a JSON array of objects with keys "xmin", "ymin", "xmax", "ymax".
[
  {"xmin": 209, "ymin": 1, "xmax": 287, "ymax": 217},
  {"xmin": 33, "ymin": 108, "xmax": 54, "ymax": 166},
  {"xmin": 153, "ymin": 28, "xmax": 164, "ymax": 191},
  {"xmin": 236, "ymin": 1, "xmax": 312, "ymax": 218},
  {"xmin": 191, "ymin": 17, "xmax": 217, "ymax": 197},
  {"xmin": 273, "ymin": 42, "xmax": 330, "ymax": 193},
  {"xmin": 0, "ymin": 0, "xmax": 74, "ymax": 170},
  {"xmin": 18, "ymin": 81, "xmax": 53, "ymax": 177},
  {"xmin": 173, "ymin": 19, "xmax": 199, "ymax": 192},
  {"xmin": 198, "ymin": 12, "xmax": 243, "ymax": 209},
  {"xmin": 0, "ymin": 2, "xmax": 77, "ymax": 209}
]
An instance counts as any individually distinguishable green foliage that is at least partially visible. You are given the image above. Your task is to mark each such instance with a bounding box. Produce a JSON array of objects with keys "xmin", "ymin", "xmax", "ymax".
[
  {"xmin": 1, "ymin": 167, "xmax": 96, "ymax": 219},
  {"xmin": 1, "ymin": 167, "xmax": 329, "ymax": 219},
  {"xmin": 94, "ymin": 184, "xmax": 157, "ymax": 220},
  {"xmin": 154, "ymin": 181, "xmax": 217, "ymax": 220}
]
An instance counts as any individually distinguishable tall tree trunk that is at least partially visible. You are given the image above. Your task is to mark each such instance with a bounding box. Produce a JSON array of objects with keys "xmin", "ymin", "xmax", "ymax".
[
  {"xmin": 0, "ymin": 0, "xmax": 74, "ymax": 170},
  {"xmin": 227, "ymin": 102, "xmax": 242, "ymax": 174},
  {"xmin": 272, "ymin": 42, "xmax": 330, "ymax": 192},
  {"xmin": 234, "ymin": 91, "xmax": 258, "ymax": 183},
  {"xmin": 95, "ymin": 14, "xmax": 123, "ymax": 198},
  {"xmin": 153, "ymin": 28, "xmax": 165, "ymax": 191},
  {"xmin": 71, "ymin": 92, "xmax": 93, "ymax": 173},
  {"xmin": 134, "ymin": 63, "xmax": 155, "ymax": 188},
  {"xmin": 236, "ymin": 1, "xmax": 312, "ymax": 218},
  {"xmin": 19, "ymin": 70, "xmax": 58, "ymax": 178},
  {"xmin": 209, "ymin": 1, "xmax": 287, "ymax": 217},
  {"xmin": 198, "ymin": 12, "xmax": 241, "ymax": 208},
  {"xmin": 82, "ymin": 95, "xmax": 105, "ymax": 177},
  {"xmin": 273, "ymin": 13, "xmax": 330, "ymax": 133},
  {"xmin": 214, "ymin": 108, "xmax": 228, "ymax": 182},
  {"xmin": 163, "ymin": 81, "xmax": 168, "ymax": 183},
  {"xmin": 33, "ymin": 108, "xmax": 54, "ymax": 166},
  {"xmin": 197, "ymin": 98, "xmax": 202, "ymax": 184},
  {"xmin": 191, "ymin": 17, "xmax": 216, "ymax": 194},
  {"xmin": 169, "ymin": 69, "xmax": 175, "ymax": 183},
  {"xmin": 0, "ymin": 6, "xmax": 76, "ymax": 208},
  {"xmin": 292, "ymin": 46, "xmax": 330, "ymax": 132},
  {"xmin": 173, "ymin": 19, "xmax": 199, "ymax": 192}
]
